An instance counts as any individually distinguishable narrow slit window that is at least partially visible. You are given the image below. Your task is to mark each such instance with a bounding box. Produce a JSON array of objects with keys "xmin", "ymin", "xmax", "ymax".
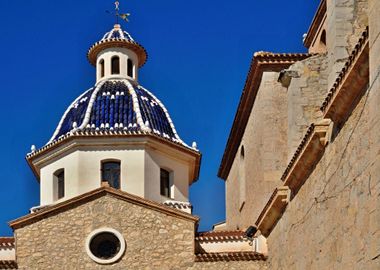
[
  {"xmin": 320, "ymin": 30, "xmax": 327, "ymax": 46},
  {"xmin": 102, "ymin": 161, "xmax": 121, "ymax": 189},
  {"xmin": 54, "ymin": 169, "xmax": 65, "ymax": 200},
  {"xmin": 111, "ymin": 56, "xmax": 120, "ymax": 75},
  {"xmin": 160, "ymin": 169, "xmax": 171, "ymax": 198},
  {"xmin": 127, "ymin": 59, "xmax": 133, "ymax": 77},
  {"xmin": 99, "ymin": 59, "xmax": 105, "ymax": 78}
]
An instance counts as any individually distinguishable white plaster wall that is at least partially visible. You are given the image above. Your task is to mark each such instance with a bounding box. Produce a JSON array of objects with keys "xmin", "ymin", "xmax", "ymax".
[
  {"xmin": 40, "ymin": 151, "xmax": 80, "ymax": 205},
  {"xmin": 0, "ymin": 248, "xmax": 15, "ymax": 261},
  {"xmin": 144, "ymin": 148, "xmax": 189, "ymax": 203},
  {"xmin": 96, "ymin": 47, "xmax": 138, "ymax": 83},
  {"xmin": 39, "ymin": 144, "xmax": 190, "ymax": 206},
  {"xmin": 76, "ymin": 146, "xmax": 145, "ymax": 196}
]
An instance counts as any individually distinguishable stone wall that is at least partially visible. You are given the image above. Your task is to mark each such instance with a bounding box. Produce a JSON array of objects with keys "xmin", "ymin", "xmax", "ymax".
[
  {"xmin": 226, "ymin": 72, "xmax": 287, "ymax": 230},
  {"xmin": 267, "ymin": 75, "xmax": 379, "ymax": 268},
  {"xmin": 286, "ymin": 55, "xmax": 328, "ymax": 161},
  {"xmin": 15, "ymin": 194, "xmax": 197, "ymax": 269},
  {"xmin": 368, "ymin": 0, "xmax": 380, "ymax": 263},
  {"xmin": 14, "ymin": 193, "xmax": 267, "ymax": 269},
  {"xmin": 326, "ymin": 0, "xmax": 368, "ymax": 88}
]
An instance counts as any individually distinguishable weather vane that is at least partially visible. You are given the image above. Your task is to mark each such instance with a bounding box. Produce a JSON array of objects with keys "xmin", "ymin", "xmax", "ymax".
[{"xmin": 107, "ymin": 1, "xmax": 131, "ymax": 24}]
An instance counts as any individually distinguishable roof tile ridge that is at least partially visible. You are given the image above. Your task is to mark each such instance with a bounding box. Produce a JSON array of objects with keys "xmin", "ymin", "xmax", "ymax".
[
  {"xmin": 122, "ymin": 80, "xmax": 150, "ymax": 132},
  {"xmin": 137, "ymin": 85, "xmax": 190, "ymax": 148},
  {"xmin": 77, "ymin": 80, "xmax": 107, "ymax": 131},
  {"xmin": 47, "ymin": 87, "xmax": 94, "ymax": 145}
]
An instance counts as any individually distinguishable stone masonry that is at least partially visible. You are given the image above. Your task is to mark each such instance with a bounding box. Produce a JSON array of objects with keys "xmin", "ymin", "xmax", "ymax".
[
  {"xmin": 14, "ymin": 192, "xmax": 267, "ymax": 270},
  {"xmin": 268, "ymin": 72, "xmax": 378, "ymax": 269},
  {"xmin": 326, "ymin": 0, "xmax": 368, "ymax": 88},
  {"xmin": 15, "ymin": 194, "xmax": 195, "ymax": 269},
  {"xmin": 286, "ymin": 54, "xmax": 329, "ymax": 161},
  {"xmin": 226, "ymin": 72, "xmax": 288, "ymax": 231}
]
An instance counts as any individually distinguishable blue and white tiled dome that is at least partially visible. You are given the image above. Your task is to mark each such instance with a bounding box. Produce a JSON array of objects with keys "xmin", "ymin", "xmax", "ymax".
[
  {"xmin": 48, "ymin": 80, "xmax": 189, "ymax": 148},
  {"xmin": 101, "ymin": 26, "xmax": 135, "ymax": 42}
]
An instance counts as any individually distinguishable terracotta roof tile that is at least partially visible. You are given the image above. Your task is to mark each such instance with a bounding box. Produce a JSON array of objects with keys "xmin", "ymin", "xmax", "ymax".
[
  {"xmin": 195, "ymin": 252, "xmax": 266, "ymax": 262},
  {"xmin": 0, "ymin": 238, "xmax": 14, "ymax": 248},
  {"xmin": 320, "ymin": 26, "xmax": 369, "ymax": 113},
  {"xmin": 281, "ymin": 124, "xmax": 315, "ymax": 181},
  {"xmin": 196, "ymin": 231, "xmax": 245, "ymax": 241},
  {"xmin": 0, "ymin": 261, "xmax": 17, "ymax": 269}
]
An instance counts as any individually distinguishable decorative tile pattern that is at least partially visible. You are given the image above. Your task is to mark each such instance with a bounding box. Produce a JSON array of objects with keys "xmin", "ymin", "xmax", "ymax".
[{"xmin": 49, "ymin": 80, "xmax": 188, "ymax": 149}]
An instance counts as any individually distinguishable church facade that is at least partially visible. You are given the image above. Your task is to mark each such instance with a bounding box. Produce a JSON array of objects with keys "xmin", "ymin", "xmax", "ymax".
[{"xmin": 1, "ymin": 0, "xmax": 379, "ymax": 269}]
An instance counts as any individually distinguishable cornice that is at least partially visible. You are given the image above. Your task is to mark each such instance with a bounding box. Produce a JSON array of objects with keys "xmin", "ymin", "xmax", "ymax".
[
  {"xmin": 304, "ymin": 0, "xmax": 327, "ymax": 48},
  {"xmin": 218, "ymin": 52, "xmax": 311, "ymax": 180},
  {"xmin": 321, "ymin": 27, "xmax": 369, "ymax": 123},
  {"xmin": 255, "ymin": 186, "xmax": 291, "ymax": 238},
  {"xmin": 9, "ymin": 187, "xmax": 199, "ymax": 230},
  {"xmin": 26, "ymin": 131, "xmax": 202, "ymax": 184},
  {"xmin": 87, "ymin": 39, "xmax": 148, "ymax": 67},
  {"xmin": 282, "ymin": 120, "xmax": 331, "ymax": 194}
]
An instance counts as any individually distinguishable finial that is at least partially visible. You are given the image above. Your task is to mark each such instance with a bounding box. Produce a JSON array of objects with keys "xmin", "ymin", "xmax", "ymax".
[
  {"xmin": 192, "ymin": 142, "xmax": 198, "ymax": 150},
  {"xmin": 31, "ymin": 145, "xmax": 36, "ymax": 153},
  {"xmin": 109, "ymin": 1, "xmax": 131, "ymax": 24}
]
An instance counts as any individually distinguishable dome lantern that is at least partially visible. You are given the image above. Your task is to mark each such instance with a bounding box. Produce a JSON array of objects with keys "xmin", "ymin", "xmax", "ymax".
[{"xmin": 88, "ymin": 23, "xmax": 147, "ymax": 84}]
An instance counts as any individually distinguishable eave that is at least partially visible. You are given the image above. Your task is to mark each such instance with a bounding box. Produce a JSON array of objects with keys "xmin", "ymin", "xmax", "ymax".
[
  {"xmin": 281, "ymin": 120, "xmax": 331, "ymax": 195},
  {"xmin": 321, "ymin": 27, "xmax": 369, "ymax": 123},
  {"xmin": 194, "ymin": 252, "xmax": 267, "ymax": 262},
  {"xmin": 255, "ymin": 186, "xmax": 291, "ymax": 238},
  {"xmin": 9, "ymin": 187, "xmax": 199, "ymax": 230},
  {"xmin": 218, "ymin": 52, "xmax": 311, "ymax": 180},
  {"xmin": 87, "ymin": 39, "xmax": 148, "ymax": 67},
  {"xmin": 27, "ymin": 131, "xmax": 201, "ymax": 185},
  {"xmin": 303, "ymin": 0, "xmax": 327, "ymax": 48}
]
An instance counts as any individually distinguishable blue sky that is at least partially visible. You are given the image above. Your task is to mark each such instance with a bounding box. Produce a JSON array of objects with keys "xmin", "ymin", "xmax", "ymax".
[{"xmin": 0, "ymin": 0, "xmax": 319, "ymax": 235}]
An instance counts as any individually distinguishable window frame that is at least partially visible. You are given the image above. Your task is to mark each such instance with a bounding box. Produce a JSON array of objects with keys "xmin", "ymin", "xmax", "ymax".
[
  {"xmin": 53, "ymin": 169, "xmax": 65, "ymax": 201},
  {"xmin": 101, "ymin": 160, "xmax": 121, "ymax": 189},
  {"xmin": 99, "ymin": 59, "xmax": 105, "ymax": 78},
  {"xmin": 160, "ymin": 168, "xmax": 172, "ymax": 198},
  {"xmin": 127, "ymin": 58, "xmax": 134, "ymax": 78},
  {"xmin": 111, "ymin": 56, "xmax": 120, "ymax": 75}
]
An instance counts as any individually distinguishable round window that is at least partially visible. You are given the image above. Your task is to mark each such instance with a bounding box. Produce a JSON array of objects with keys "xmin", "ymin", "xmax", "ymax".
[{"xmin": 86, "ymin": 228, "xmax": 125, "ymax": 264}]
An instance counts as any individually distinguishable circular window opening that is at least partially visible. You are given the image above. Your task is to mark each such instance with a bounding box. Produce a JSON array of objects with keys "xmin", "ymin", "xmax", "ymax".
[
  {"xmin": 86, "ymin": 228, "xmax": 125, "ymax": 264},
  {"xmin": 90, "ymin": 232, "xmax": 120, "ymax": 259}
]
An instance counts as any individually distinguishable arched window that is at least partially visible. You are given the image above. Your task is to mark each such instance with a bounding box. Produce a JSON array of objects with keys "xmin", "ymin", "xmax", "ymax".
[
  {"xmin": 111, "ymin": 56, "xmax": 120, "ymax": 75},
  {"xmin": 99, "ymin": 59, "xmax": 105, "ymax": 78},
  {"xmin": 54, "ymin": 169, "xmax": 65, "ymax": 200},
  {"xmin": 127, "ymin": 59, "xmax": 133, "ymax": 77},
  {"xmin": 101, "ymin": 161, "xmax": 121, "ymax": 189},
  {"xmin": 320, "ymin": 30, "xmax": 327, "ymax": 46},
  {"xmin": 160, "ymin": 168, "xmax": 171, "ymax": 198}
]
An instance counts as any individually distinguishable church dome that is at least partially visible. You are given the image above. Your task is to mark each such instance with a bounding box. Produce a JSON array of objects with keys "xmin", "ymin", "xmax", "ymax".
[
  {"xmin": 43, "ymin": 23, "xmax": 195, "ymax": 151},
  {"xmin": 48, "ymin": 79, "xmax": 189, "ymax": 148}
]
